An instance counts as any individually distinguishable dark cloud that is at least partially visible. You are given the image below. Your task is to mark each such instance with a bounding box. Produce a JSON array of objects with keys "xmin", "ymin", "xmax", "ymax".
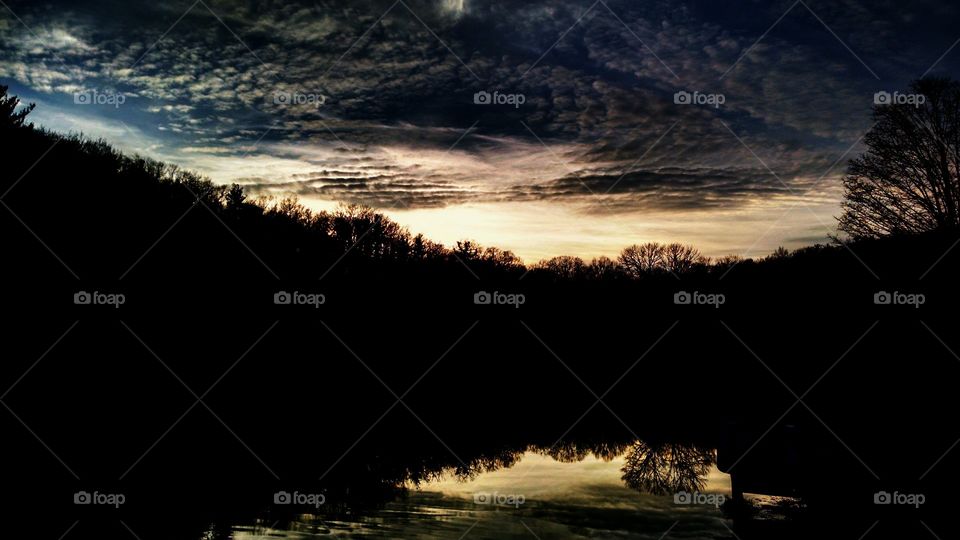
[{"xmin": 2, "ymin": 0, "xmax": 959, "ymax": 213}]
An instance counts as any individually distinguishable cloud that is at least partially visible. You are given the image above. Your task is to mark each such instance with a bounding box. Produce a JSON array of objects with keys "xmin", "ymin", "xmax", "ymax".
[{"xmin": 2, "ymin": 0, "xmax": 957, "ymax": 256}]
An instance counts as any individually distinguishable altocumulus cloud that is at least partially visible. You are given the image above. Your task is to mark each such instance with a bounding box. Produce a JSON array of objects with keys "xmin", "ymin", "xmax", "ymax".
[{"xmin": 1, "ymin": 0, "xmax": 959, "ymax": 254}]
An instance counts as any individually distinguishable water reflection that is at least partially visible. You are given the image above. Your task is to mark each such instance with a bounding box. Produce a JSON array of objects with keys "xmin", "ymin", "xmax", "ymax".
[
  {"xmin": 426, "ymin": 442, "xmax": 728, "ymax": 502},
  {"xmin": 213, "ymin": 441, "xmax": 733, "ymax": 539},
  {"xmin": 620, "ymin": 441, "xmax": 717, "ymax": 496}
]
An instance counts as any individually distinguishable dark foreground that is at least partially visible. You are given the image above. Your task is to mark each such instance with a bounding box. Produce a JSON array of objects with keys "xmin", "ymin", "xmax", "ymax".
[{"xmin": 2, "ymin": 125, "xmax": 960, "ymax": 539}]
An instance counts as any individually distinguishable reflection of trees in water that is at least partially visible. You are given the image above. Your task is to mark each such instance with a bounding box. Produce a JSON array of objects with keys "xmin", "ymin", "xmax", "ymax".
[
  {"xmin": 527, "ymin": 439, "xmax": 714, "ymax": 496},
  {"xmin": 334, "ymin": 448, "xmax": 528, "ymax": 491},
  {"xmin": 621, "ymin": 441, "xmax": 715, "ymax": 496},
  {"xmin": 449, "ymin": 450, "xmax": 525, "ymax": 482},
  {"xmin": 187, "ymin": 439, "xmax": 717, "ymax": 538},
  {"xmin": 406, "ymin": 440, "xmax": 639, "ymax": 485},
  {"xmin": 537, "ymin": 440, "xmax": 634, "ymax": 463}
]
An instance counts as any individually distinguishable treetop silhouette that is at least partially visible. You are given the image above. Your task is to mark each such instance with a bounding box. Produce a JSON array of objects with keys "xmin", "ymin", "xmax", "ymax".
[{"xmin": 840, "ymin": 77, "xmax": 960, "ymax": 238}]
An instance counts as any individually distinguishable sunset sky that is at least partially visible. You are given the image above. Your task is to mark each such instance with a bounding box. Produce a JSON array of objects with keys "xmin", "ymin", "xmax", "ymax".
[{"xmin": 3, "ymin": 0, "xmax": 959, "ymax": 262}]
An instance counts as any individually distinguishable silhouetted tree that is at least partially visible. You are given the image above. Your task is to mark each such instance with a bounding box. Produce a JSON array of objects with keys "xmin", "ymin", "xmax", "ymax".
[
  {"xmin": 0, "ymin": 85, "xmax": 35, "ymax": 128},
  {"xmin": 663, "ymin": 242, "xmax": 708, "ymax": 273},
  {"xmin": 713, "ymin": 254, "xmax": 744, "ymax": 269},
  {"xmin": 766, "ymin": 246, "xmax": 790, "ymax": 260},
  {"xmin": 618, "ymin": 243, "xmax": 665, "ymax": 277},
  {"xmin": 617, "ymin": 242, "xmax": 706, "ymax": 276},
  {"xmin": 585, "ymin": 256, "xmax": 621, "ymax": 280},
  {"xmin": 535, "ymin": 255, "xmax": 586, "ymax": 279},
  {"xmin": 330, "ymin": 204, "xmax": 411, "ymax": 259},
  {"xmin": 226, "ymin": 183, "xmax": 246, "ymax": 210},
  {"xmin": 839, "ymin": 77, "xmax": 960, "ymax": 238},
  {"xmin": 410, "ymin": 233, "xmax": 445, "ymax": 261},
  {"xmin": 269, "ymin": 197, "xmax": 313, "ymax": 224},
  {"xmin": 481, "ymin": 247, "xmax": 523, "ymax": 270},
  {"xmin": 453, "ymin": 240, "xmax": 483, "ymax": 260}
]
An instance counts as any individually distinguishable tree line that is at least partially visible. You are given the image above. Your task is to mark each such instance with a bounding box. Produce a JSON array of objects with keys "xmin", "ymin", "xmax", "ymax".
[{"xmin": 3, "ymin": 76, "xmax": 959, "ymax": 283}]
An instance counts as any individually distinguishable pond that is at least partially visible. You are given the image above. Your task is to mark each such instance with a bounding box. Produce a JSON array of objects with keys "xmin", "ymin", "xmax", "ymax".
[{"xmin": 213, "ymin": 447, "xmax": 735, "ymax": 539}]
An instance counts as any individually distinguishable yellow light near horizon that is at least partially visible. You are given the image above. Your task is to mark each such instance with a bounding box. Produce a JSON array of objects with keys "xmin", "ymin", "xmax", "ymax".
[{"xmin": 375, "ymin": 198, "xmax": 840, "ymax": 264}]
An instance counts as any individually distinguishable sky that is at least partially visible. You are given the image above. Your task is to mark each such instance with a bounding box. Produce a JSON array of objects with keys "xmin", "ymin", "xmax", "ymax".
[{"xmin": 2, "ymin": 0, "xmax": 959, "ymax": 262}]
